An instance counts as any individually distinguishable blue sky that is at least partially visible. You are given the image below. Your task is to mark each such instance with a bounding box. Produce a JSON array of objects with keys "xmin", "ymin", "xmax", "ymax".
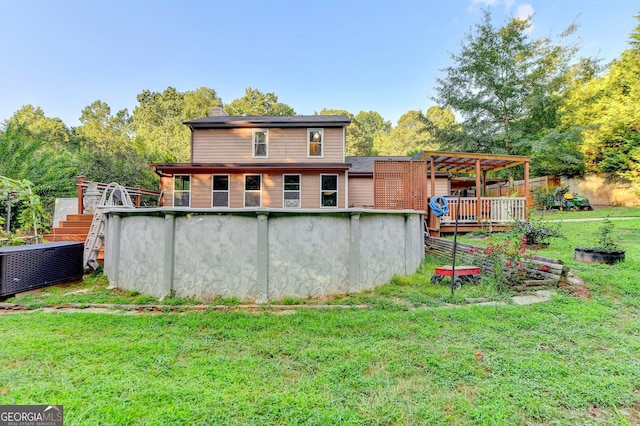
[{"xmin": 1, "ymin": 0, "xmax": 638, "ymax": 128}]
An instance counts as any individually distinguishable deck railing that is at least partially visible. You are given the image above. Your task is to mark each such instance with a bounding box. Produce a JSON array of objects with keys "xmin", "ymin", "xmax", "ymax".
[{"xmin": 441, "ymin": 197, "xmax": 526, "ymax": 224}]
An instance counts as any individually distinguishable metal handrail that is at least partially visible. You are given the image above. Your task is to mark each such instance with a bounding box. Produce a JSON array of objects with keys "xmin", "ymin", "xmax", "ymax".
[{"xmin": 76, "ymin": 176, "xmax": 161, "ymax": 214}]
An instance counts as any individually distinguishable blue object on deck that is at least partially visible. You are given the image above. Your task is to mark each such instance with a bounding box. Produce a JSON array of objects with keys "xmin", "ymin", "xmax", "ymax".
[{"xmin": 429, "ymin": 196, "xmax": 450, "ymax": 217}]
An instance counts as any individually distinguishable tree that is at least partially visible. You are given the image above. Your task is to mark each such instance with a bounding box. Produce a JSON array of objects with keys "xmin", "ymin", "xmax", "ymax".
[
  {"xmin": 132, "ymin": 87, "xmax": 222, "ymax": 162},
  {"xmin": 76, "ymin": 100, "xmax": 131, "ymax": 152},
  {"xmin": 0, "ymin": 175, "xmax": 48, "ymax": 241},
  {"xmin": 353, "ymin": 111, "xmax": 391, "ymax": 156},
  {"xmin": 224, "ymin": 87, "xmax": 295, "ymax": 116},
  {"xmin": 528, "ymin": 128, "xmax": 585, "ymax": 177},
  {"xmin": 72, "ymin": 99, "xmax": 157, "ymax": 189},
  {"xmin": 184, "ymin": 87, "xmax": 223, "ymax": 120},
  {"xmin": 132, "ymin": 87, "xmax": 187, "ymax": 161},
  {"xmin": 559, "ymin": 14, "xmax": 640, "ymax": 183},
  {"xmin": 74, "ymin": 145, "xmax": 157, "ymax": 190},
  {"xmin": 3, "ymin": 105, "xmax": 70, "ymax": 148},
  {"xmin": 316, "ymin": 108, "xmax": 370, "ymax": 156},
  {"xmin": 0, "ymin": 126, "xmax": 77, "ymax": 212},
  {"xmin": 373, "ymin": 110, "xmax": 443, "ymax": 156},
  {"xmin": 434, "ymin": 10, "xmax": 580, "ymax": 161}
]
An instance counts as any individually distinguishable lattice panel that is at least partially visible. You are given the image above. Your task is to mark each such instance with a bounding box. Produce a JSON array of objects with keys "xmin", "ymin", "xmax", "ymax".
[
  {"xmin": 373, "ymin": 161, "xmax": 427, "ymax": 211},
  {"xmin": 410, "ymin": 161, "xmax": 428, "ymax": 211}
]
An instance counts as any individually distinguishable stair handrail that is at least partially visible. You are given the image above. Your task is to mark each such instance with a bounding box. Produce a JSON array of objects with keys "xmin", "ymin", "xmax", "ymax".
[
  {"xmin": 83, "ymin": 183, "xmax": 134, "ymax": 271},
  {"xmin": 76, "ymin": 176, "xmax": 161, "ymax": 214}
]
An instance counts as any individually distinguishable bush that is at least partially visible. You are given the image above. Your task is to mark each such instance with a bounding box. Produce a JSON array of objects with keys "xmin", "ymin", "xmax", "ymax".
[
  {"xmin": 594, "ymin": 216, "xmax": 621, "ymax": 251},
  {"xmin": 531, "ymin": 186, "xmax": 555, "ymax": 210},
  {"xmin": 470, "ymin": 236, "xmax": 529, "ymax": 292},
  {"xmin": 509, "ymin": 212, "xmax": 565, "ymax": 245}
]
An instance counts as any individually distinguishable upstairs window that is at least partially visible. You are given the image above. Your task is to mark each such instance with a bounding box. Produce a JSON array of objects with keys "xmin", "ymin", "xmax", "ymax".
[
  {"xmin": 308, "ymin": 128, "xmax": 323, "ymax": 158},
  {"xmin": 173, "ymin": 175, "xmax": 190, "ymax": 207},
  {"xmin": 212, "ymin": 174, "xmax": 229, "ymax": 207},
  {"xmin": 283, "ymin": 174, "xmax": 301, "ymax": 208},
  {"xmin": 321, "ymin": 174, "xmax": 338, "ymax": 208},
  {"xmin": 253, "ymin": 129, "xmax": 268, "ymax": 158},
  {"xmin": 244, "ymin": 175, "xmax": 262, "ymax": 207}
]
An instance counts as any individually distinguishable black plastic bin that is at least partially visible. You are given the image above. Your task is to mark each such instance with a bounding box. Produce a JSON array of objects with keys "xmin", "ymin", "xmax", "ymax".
[{"xmin": 0, "ymin": 242, "xmax": 84, "ymax": 297}]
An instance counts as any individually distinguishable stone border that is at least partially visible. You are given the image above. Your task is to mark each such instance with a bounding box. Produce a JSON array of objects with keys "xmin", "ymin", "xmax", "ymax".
[{"xmin": 0, "ymin": 291, "xmax": 556, "ymax": 314}]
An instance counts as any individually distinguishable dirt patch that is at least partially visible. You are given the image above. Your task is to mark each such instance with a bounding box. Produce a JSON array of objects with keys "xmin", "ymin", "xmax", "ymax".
[
  {"xmin": 561, "ymin": 283, "xmax": 591, "ymax": 299},
  {"xmin": 586, "ymin": 401, "xmax": 640, "ymax": 424},
  {"xmin": 559, "ymin": 273, "xmax": 591, "ymax": 299}
]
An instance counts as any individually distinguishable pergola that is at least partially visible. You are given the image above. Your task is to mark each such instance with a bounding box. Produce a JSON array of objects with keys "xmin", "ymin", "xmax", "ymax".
[
  {"xmin": 413, "ymin": 151, "xmax": 531, "ymax": 233},
  {"xmin": 415, "ymin": 150, "xmax": 531, "ymax": 199}
]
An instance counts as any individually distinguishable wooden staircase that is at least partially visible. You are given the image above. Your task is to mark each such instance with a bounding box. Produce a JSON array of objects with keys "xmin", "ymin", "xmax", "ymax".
[
  {"xmin": 45, "ymin": 214, "xmax": 93, "ymax": 242},
  {"xmin": 44, "ymin": 214, "xmax": 104, "ymax": 261}
]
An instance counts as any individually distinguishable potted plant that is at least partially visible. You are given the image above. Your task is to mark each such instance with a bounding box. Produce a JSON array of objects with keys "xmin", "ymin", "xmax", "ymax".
[
  {"xmin": 509, "ymin": 213, "xmax": 565, "ymax": 249},
  {"xmin": 574, "ymin": 217, "xmax": 626, "ymax": 264}
]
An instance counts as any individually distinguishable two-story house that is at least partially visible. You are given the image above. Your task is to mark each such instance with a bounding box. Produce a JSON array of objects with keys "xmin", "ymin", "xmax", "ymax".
[
  {"xmin": 147, "ymin": 108, "xmax": 531, "ymax": 237},
  {"xmin": 150, "ymin": 108, "xmax": 352, "ymax": 209}
]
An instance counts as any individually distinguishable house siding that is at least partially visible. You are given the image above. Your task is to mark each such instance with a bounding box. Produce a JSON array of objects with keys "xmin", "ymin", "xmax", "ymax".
[
  {"xmin": 161, "ymin": 171, "xmax": 346, "ymax": 208},
  {"xmin": 348, "ymin": 177, "xmax": 374, "ymax": 207},
  {"xmin": 232, "ymin": 174, "xmax": 247, "ymax": 207},
  {"xmin": 161, "ymin": 175, "xmax": 173, "ymax": 207},
  {"xmin": 191, "ymin": 174, "xmax": 212, "ymax": 208},
  {"xmin": 429, "ymin": 178, "xmax": 450, "ymax": 197},
  {"xmin": 192, "ymin": 127, "xmax": 345, "ymax": 163},
  {"xmin": 348, "ymin": 175, "xmax": 449, "ymax": 207},
  {"xmin": 159, "ymin": 170, "xmax": 442, "ymax": 208}
]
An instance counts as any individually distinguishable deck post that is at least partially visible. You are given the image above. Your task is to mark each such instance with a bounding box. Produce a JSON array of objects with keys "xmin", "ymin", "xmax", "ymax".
[
  {"xmin": 475, "ymin": 159, "xmax": 482, "ymax": 224},
  {"xmin": 524, "ymin": 161, "xmax": 530, "ymax": 219},
  {"xmin": 77, "ymin": 176, "xmax": 84, "ymax": 215},
  {"xmin": 430, "ymin": 157, "xmax": 436, "ymax": 197}
]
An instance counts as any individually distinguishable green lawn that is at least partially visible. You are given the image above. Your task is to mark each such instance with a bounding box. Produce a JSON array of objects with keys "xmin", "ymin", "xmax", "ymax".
[{"xmin": 1, "ymin": 209, "xmax": 639, "ymax": 425}]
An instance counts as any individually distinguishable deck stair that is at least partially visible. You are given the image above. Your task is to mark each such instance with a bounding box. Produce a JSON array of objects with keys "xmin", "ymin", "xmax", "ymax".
[
  {"xmin": 83, "ymin": 183, "xmax": 134, "ymax": 271},
  {"xmin": 44, "ymin": 214, "xmax": 94, "ymax": 243}
]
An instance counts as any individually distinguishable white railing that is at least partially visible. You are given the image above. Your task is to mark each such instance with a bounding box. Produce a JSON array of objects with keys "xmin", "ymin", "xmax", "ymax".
[{"xmin": 441, "ymin": 197, "xmax": 526, "ymax": 224}]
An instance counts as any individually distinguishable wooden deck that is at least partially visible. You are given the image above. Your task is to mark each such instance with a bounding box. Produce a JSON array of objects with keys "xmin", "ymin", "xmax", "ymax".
[{"xmin": 426, "ymin": 196, "xmax": 526, "ymax": 237}]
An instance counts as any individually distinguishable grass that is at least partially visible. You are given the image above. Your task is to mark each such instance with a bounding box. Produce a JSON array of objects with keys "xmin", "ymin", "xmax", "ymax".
[
  {"xmin": 4, "ymin": 260, "xmax": 505, "ymax": 310},
  {"xmin": 0, "ymin": 207, "xmax": 639, "ymax": 425},
  {"xmin": 534, "ymin": 205, "xmax": 640, "ymax": 221}
]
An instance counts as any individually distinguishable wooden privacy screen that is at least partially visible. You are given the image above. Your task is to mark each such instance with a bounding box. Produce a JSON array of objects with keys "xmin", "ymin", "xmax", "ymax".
[{"xmin": 373, "ymin": 161, "xmax": 428, "ymax": 211}]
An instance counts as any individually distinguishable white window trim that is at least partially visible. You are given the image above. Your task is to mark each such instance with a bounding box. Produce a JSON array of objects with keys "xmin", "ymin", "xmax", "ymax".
[
  {"xmin": 252, "ymin": 128, "xmax": 269, "ymax": 158},
  {"xmin": 320, "ymin": 174, "xmax": 338, "ymax": 208},
  {"xmin": 211, "ymin": 174, "xmax": 230, "ymax": 208},
  {"xmin": 243, "ymin": 174, "xmax": 262, "ymax": 208},
  {"xmin": 173, "ymin": 174, "xmax": 191, "ymax": 207},
  {"xmin": 283, "ymin": 174, "xmax": 301, "ymax": 208},
  {"xmin": 307, "ymin": 128, "xmax": 324, "ymax": 158}
]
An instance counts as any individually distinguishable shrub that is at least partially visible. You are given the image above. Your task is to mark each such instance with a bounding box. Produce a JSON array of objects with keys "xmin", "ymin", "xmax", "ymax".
[
  {"xmin": 531, "ymin": 186, "xmax": 555, "ymax": 210},
  {"xmin": 471, "ymin": 235, "xmax": 529, "ymax": 292},
  {"xmin": 509, "ymin": 212, "xmax": 565, "ymax": 245},
  {"xmin": 595, "ymin": 216, "xmax": 621, "ymax": 251}
]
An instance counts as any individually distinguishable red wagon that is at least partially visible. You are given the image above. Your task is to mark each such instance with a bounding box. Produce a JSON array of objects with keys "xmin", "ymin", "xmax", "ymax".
[{"xmin": 430, "ymin": 265, "xmax": 481, "ymax": 288}]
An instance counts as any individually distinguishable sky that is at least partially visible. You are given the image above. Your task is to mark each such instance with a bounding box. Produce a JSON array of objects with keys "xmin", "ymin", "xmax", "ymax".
[{"xmin": 1, "ymin": 0, "xmax": 638, "ymax": 128}]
